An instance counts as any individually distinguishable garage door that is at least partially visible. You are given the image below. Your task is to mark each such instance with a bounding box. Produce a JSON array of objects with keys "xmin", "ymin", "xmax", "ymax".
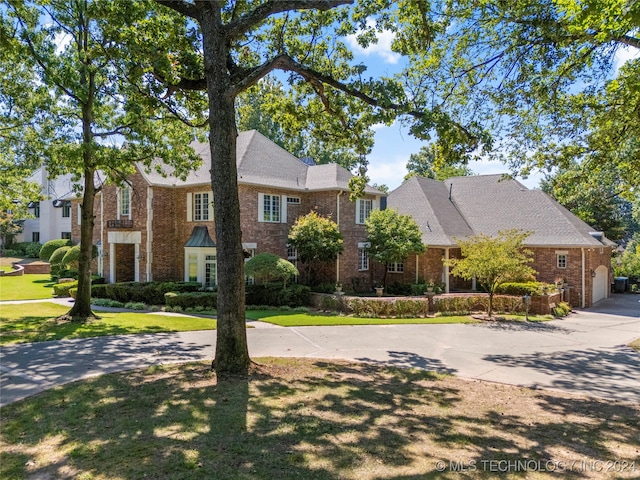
[{"xmin": 592, "ymin": 265, "xmax": 608, "ymax": 304}]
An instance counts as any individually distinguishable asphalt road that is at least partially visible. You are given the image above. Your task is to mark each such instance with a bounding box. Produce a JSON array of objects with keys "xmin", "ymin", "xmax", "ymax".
[{"xmin": 1, "ymin": 294, "xmax": 638, "ymax": 407}]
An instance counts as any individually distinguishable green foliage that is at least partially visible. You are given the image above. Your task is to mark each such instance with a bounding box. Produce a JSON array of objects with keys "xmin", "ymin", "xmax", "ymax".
[
  {"xmin": 5, "ymin": 242, "xmax": 42, "ymax": 258},
  {"xmin": 61, "ymin": 245, "xmax": 81, "ymax": 270},
  {"xmin": 365, "ymin": 209, "xmax": 425, "ymax": 286},
  {"xmin": 164, "ymin": 291, "xmax": 217, "ymax": 310},
  {"xmin": 614, "ymin": 233, "xmax": 640, "ymax": 281},
  {"xmin": 91, "ymin": 298, "xmax": 125, "ymax": 308},
  {"xmin": 53, "ymin": 280, "xmax": 78, "ymax": 297},
  {"xmin": 89, "ymin": 281, "xmax": 201, "ymax": 305},
  {"xmin": 553, "ymin": 302, "xmax": 572, "ymax": 317},
  {"xmin": 288, "ymin": 211, "xmax": 344, "ymax": 284},
  {"xmin": 245, "ymin": 284, "xmax": 311, "ymax": 308},
  {"xmin": 124, "ymin": 302, "xmax": 147, "ymax": 311},
  {"xmin": 244, "ymin": 253, "xmax": 299, "ymax": 286},
  {"xmin": 404, "ymin": 143, "xmax": 474, "ymax": 182},
  {"xmin": 445, "ymin": 229, "xmax": 536, "ymax": 316},
  {"xmin": 344, "ymin": 297, "xmax": 430, "ymax": 318},
  {"xmin": 39, "ymin": 239, "xmax": 72, "ymax": 262},
  {"xmin": 495, "ymin": 282, "xmax": 545, "ymax": 296},
  {"xmin": 48, "ymin": 246, "xmax": 71, "ymax": 277}
]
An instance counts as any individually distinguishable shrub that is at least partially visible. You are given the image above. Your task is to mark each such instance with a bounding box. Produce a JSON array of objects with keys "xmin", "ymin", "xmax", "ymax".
[
  {"xmin": 246, "ymin": 283, "xmax": 311, "ymax": 307},
  {"xmin": 53, "ymin": 280, "xmax": 78, "ymax": 297},
  {"xmin": 244, "ymin": 253, "xmax": 298, "ymax": 285},
  {"xmin": 91, "ymin": 298, "xmax": 125, "ymax": 308},
  {"xmin": 39, "ymin": 239, "xmax": 72, "ymax": 261},
  {"xmin": 124, "ymin": 302, "xmax": 147, "ymax": 310},
  {"xmin": 311, "ymin": 282, "xmax": 336, "ymax": 294},
  {"xmin": 61, "ymin": 245, "xmax": 81, "ymax": 270},
  {"xmin": 553, "ymin": 302, "xmax": 572, "ymax": 317},
  {"xmin": 433, "ymin": 296, "xmax": 483, "ymax": 314},
  {"xmin": 69, "ymin": 287, "xmax": 77, "ymax": 299},
  {"xmin": 344, "ymin": 297, "xmax": 430, "ymax": 318},
  {"xmin": 165, "ymin": 291, "xmax": 217, "ymax": 309},
  {"xmin": 49, "ymin": 246, "xmax": 71, "ymax": 277},
  {"xmin": 93, "ymin": 281, "xmax": 202, "ymax": 305},
  {"xmin": 59, "ymin": 269, "xmax": 79, "ymax": 279},
  {"xmin": 8, "ymin": 242, "xmax": 42, "ymax": 258},
  {"xmin": 386, "ymin": 282, "xmax": 413, "ymax": 296},
  {"xmin": 2, "ymin": 249, "xmax": 22, "ymax": 257},
  {"xmin": 495, "ymin": 282, "xmax": 543, "ymax": 296}
]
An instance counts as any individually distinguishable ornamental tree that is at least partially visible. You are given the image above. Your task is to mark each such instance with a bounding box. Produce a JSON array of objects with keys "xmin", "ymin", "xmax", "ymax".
[
  {"xmin": 365, "ymin": 209, "xmax": 425, "ymax": 288},
  {"xmin": 287, "ymin": 211, "xmax": 344, "ymax": 285},
  {"xmin": 445, "ymin": 229, "xmax": 536, "ymax": 317}
]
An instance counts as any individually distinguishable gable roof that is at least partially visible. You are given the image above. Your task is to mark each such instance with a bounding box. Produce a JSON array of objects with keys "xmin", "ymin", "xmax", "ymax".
[
  {"xmin": 139, "ymin": 130, "xmax": 382, "ymax": 195},
  {"xmin": 389, "ymin": 174, "xmax": 614, "ymax": 248}
]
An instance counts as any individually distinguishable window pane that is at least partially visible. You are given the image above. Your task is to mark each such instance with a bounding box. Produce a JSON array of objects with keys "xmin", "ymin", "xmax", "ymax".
[
  {"xmin": 205, "ymin": 254, "xmax": 216, "ymax": 287},
  {"xmin": 188, "ymin": 254, "xmax": 198, "ymax": 282}
]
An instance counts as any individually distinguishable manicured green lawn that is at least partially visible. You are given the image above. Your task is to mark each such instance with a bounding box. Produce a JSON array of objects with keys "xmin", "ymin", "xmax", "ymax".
[
  {"xmin": 0, "ymin": 274, "xmax": 56, "ymax": 301},
  {"xmin": 0, "ymin": 302, "xmax": 216, "ymax": 345},
  {"xmin": 245, "ymin": 310, "xmax": 480, "ymax": 326},
  {"xmin": 1, "ymin": 358, "xmax": 638, "ymax": 480}
]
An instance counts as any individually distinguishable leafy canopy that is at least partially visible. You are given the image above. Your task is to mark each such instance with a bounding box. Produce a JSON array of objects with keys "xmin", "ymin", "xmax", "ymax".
[
  {"xmin": 365, "ymin": 208, "xmax": 425, "ymax": 266},
  {"xmin": 445, "ymin": 229, "xmax": 536, "ymax": 316}
]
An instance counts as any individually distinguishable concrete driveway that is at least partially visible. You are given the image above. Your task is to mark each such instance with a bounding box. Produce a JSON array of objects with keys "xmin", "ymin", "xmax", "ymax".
[{"xmin": 1, "ymin": 294, "xmax": 638, "ymax": 407}]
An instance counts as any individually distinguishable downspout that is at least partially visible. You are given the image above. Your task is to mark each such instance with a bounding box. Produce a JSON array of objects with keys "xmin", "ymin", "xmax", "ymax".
[
  {"xmin": 146, "ymin": 188, "xmax": 153, "ymax": 281},
  {"xmin": 444, "ymin": 248, "xmax": 450, "ymax": 293},
  {"xmin": 581, "ymin": 248, "xmax": 586, "ymax": 308},
  {"xmin": 336, "ymin": 191, "xmax": 342, "ymax": 284}
]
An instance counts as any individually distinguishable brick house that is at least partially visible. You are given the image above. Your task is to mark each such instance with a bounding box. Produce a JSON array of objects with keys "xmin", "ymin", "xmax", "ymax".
[
  {"xmin": 70, "ymin": 132, "xmax": 614, "ymax": 308},
  {"xmin": 72, "ymin": 130, "xmax": 384, "ymax": 289},
  {"xmin": 386, "ymin": 176, "xmax": 615, "ymax": 308}
]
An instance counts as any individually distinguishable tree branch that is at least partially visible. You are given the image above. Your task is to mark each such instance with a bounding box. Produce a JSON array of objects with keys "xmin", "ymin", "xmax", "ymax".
[
  {"xmin": 154, "ymin": 0, "xmax": 198, "ymax": 19},
  {"xmin": 225, "ymin": 0, "xmax": 352, "ymax": 39}
]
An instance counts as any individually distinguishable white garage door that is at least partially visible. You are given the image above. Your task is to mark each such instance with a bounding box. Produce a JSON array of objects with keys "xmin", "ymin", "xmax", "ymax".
[{"xmin": 592, "ymin": 265, "xmax": 608, "ymax": 304}]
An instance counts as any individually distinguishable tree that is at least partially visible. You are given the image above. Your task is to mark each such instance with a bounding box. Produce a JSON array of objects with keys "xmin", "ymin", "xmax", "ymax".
[
  {"xmin": 445, "ymin": 229, "xmax": 536, "ymax": 317},
  {"xmin": 0, "ymin": 213, "xmax": 24, "ymax": 250},
  {"xmin": 244, "ymin": 253, "xmax": 298, "ymax": 286},
  {"xmin": 287, "ymin": 211, "xmax": 344, "ymax": 285},
  {"xmin": 364, "ymin": 209, "xmax": 425, "ymax": 287},
  {"xmin": 541, "ymin": 161, "xmax": 639, "ymax": 241},
  {"xmin": 142, "ymin": 0, "xmax": 486, "ymax": 375},
  {"xmin": 4, "ymin": 1, "xmax": 202, "ymax": 321},
  {"xmin": 404, "ymin": 143, "xmax": 474, "ymax": 182},
  {"xmin": 398, "ymin": 0, "xmax": 639, "ymax": 194}
]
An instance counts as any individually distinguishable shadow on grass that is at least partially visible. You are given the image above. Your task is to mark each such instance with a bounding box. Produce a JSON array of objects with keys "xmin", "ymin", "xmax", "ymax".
[{"xmin": 1, "ymin": 359, "xmax": 638, "ymax": 479}]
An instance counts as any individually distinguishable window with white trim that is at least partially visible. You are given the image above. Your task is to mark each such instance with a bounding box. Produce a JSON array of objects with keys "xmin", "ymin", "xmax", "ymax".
[
  {"xmin": 119, "ymin": 187, "xmax": 130, "ymax": 217},
  {"xmin": 61, "ymin": 232, "xmax": 71, "ymax": 240},
  {"xmin": 287, "ymin": 245, "xmax": 298, "ymax": 268},
  {"xmin": 388, "ymin": 262, "xmax": 404, "ymax": 273},
  {"xmin": 33, "ymin": 202, "xmax": 40, "ymax": 218},
  {"xmin": 32, "ymin": 232, "xmax": 40, "ymax": 242},
  {"xmin": 187, "ymin": 191, "xmax": 213, "ymax": 222},
  {"xmin": 258, "ymin": 193, "xmax": 287, "ymax": 223},
  {"xmin": 243, "ymin": 245, "xmax": 256, "ymax": 285},
  {"xmin": 194, "ymin": 192, "xmax": 211, "ymax": 221},
  {"xmin": 356, "ymin": 199, "xmax": 373, "ymax": 224},
  {"xmin": 205, "ymin": 254, "xmax": 217, "ymax": 288},
  {"xmin": 287, "ymin": 196, "xmax": 301, "ymax": 204},
  {"xmin": 557, "ymin": 254, "xmax": 567, "ymax": 269},
  {"xmin": 357, "ymin": 242, "xmax": 370, "ymax": 271}
]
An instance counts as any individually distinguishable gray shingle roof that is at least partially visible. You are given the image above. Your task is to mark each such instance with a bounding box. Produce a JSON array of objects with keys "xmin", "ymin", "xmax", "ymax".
[
  {"xmin": 389, "ymin": 174, "xmax": 614, "ymax": 248},
  {"xmin": 139, "ymin": 130, "xmax": 382, "ymax": 195},
  {"xmin": 387, "ymin": 177, "xmax": 473, "ymax": 246}
]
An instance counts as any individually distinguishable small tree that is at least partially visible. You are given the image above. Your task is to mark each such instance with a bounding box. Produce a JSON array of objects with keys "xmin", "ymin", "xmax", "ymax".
[
  {"xmin": 244, "ymin": 253, "xmax": 299, "ymax": 287},
  {"xmin": 365, "ymin": 209, "xmax": 426, "ymax": 288},
  {"xmin": 287, "ymin": 211, "xmax": 344, "ymax": 285},
  {"xmin": 39, "ymin": 239, "xmax": 72, "ymax": 262},
  {"xmin": 445, "ymin": 229, "xmax": 536, "ymax": 317}
]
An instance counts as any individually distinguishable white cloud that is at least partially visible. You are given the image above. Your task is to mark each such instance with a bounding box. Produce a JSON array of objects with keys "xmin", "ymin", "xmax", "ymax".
[
  {"xmin": 346, "ymin": 22, "xmax": 401, "ymax": 65},
  {"xmin": 614, "ymin": 45, "xmax": 639, "ymax": 72}
]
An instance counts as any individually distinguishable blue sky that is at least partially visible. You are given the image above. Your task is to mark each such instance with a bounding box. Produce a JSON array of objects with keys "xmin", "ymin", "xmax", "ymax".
[{"xmin": 345, "ymin": 29, "xmax": 639, "ymax": 192}]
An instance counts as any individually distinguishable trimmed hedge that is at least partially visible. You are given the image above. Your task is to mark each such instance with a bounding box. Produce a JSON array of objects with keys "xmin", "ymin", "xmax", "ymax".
[
  {"xmin": 344, "ymin": 297, "xmax": 430, "ymax": 318},
  {"xmin": 246, "ymin": 284, "xmax": 311, "ymax": 307},
  {"xmin": 90, "ymin": 281, "xmax": 202, "ymax": 305},
  {"xmin": 53, "ymin": 280, "xmax": 78, "ymax": 297},
  {"xmin": 495, "ymin": 282, "xmax": 544, "ymax": 296},
  {"xmin": 165, "ymin": 291, "xmax": 217, "ymax": 309},
  {"xmin": 7, "ymin": 241, "xmax": 42, "ymax": 258},
  {"xmin": 39, "ymin": 239, "xmax": 72, "ymax": 261}
]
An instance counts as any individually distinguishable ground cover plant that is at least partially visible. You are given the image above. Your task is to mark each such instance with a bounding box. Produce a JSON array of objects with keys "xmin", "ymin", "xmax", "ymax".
[
  {"xmin": 0, "ymin": 303, "xmax": 216, "ymax": 345},
  {"xmin": 0, "ymin": 274, "xmax": 55, "ymax": 301},
  {"xmin": 1, "ymin": 358, "xmax": 638, "ymax": 479}
]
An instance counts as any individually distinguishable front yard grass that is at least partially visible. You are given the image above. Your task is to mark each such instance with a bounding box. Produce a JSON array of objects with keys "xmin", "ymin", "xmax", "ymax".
[
  {"xmin": 1, "ymin": 358, "xmax": 638, "ymax": 480},
  {"xmin": 0, "ymin": 302, "xmax": 216, "ymax": 345},
  {"xmin": 0, "ymin": 274, "xmax": 55, "ymax": 301}
]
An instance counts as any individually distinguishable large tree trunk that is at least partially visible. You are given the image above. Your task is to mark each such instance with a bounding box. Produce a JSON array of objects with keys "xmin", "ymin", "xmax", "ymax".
[
  {"xmin": 66, "ymin": 169, "xmax": 98, "ymax": 321},
  {"xmin": 200, "ymin": 5, "xmax": 250, "ymax": 375}
]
